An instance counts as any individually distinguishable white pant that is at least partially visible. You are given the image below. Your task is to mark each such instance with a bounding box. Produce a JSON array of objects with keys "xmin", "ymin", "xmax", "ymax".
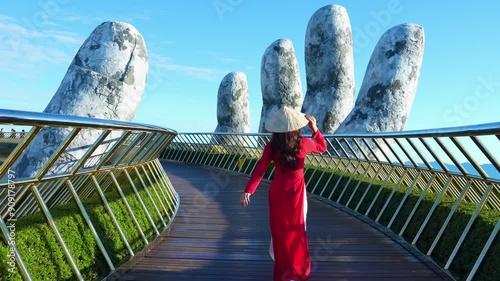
[{"xmin": 269, "ymin": 187, "xmax": 308, "ymax": 261}]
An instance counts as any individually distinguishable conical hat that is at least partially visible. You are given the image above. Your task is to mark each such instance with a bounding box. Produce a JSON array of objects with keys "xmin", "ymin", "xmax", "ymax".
[{"xmin": 265, "ymin": 106, "xmax": 309, "ymax": 133}]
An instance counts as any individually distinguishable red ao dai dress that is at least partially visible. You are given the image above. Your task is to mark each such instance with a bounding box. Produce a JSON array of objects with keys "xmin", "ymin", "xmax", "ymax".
[{"xmin": 244, "ymin": 131, "xmax": 327, "ymax": 281}]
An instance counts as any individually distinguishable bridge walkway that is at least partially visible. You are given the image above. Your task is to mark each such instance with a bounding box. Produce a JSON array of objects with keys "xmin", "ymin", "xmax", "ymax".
[{"xmin": 111, "ymin": 161, "xmax": 452, "ymax": 281}]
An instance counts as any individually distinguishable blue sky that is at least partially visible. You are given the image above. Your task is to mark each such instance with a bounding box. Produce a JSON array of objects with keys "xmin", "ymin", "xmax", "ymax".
[{"xmin": 0, "ymin": 0, "xmax": 499, "ymax": 133}]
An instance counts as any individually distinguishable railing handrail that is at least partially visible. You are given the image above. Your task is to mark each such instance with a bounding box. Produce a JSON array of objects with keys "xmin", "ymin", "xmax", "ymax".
[
  {"xmin": 163, "ymin": 125, "xmax": 500, "ymax": 280},
  {"xmin": 179, "ymin": 121, "xmax": 500, "ymax": 138},
  {"xmin": 0, "ymin": 108, "xmax": 177, "ymax": 134},
  {"xmin": 175, "ymin": 123, "xmax": 500, "ymax": 183},
  {"xmin": 0, "ymin": 108, "xmax": 180, "ymax": 281}
]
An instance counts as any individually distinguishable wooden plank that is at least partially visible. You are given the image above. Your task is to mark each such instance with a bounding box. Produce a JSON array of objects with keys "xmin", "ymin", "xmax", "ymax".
[{"xmin": 110, "ymin": 161, "xmax": 453, "ymax": 281}]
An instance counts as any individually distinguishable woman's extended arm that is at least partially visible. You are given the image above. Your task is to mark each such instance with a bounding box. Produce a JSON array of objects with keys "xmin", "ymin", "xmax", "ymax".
[
  {"xmin": 303, "ymin": 130, "xmax": 327, "ymax": 153},
  {"xmin": 240, "ymin": 144, "xmax": 272, "ymax": 206},
  {"xmin": 303, "ymin": 115, "xmax": 327, "ymax": 153}
]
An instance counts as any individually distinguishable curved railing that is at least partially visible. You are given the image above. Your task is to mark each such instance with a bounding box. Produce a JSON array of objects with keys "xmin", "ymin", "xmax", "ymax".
[
  {"xmin": 162, "ymin": 123, "xmax": 500, "ymax": 281},
  {"xmin": 0, "ymin": 109, "xmax": 179, "ymax": 281}
]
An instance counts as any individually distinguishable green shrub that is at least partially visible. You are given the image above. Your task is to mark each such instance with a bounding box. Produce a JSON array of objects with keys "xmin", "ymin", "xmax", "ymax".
[
  {"xmin": 0, "ymin": 171, "xmax": 174, "ymax": 281},
  {"xmin": 303, "ymin": 165, "xmax": 500, "ymax": 281}
]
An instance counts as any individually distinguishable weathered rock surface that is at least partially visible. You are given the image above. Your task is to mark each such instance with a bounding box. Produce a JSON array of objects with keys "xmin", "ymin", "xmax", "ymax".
[
  {"xmin": 302, "ymin": 5, "xmax": 355, "ymax": 134},
  {"xmin": 215, "ymin": 72, "xmax": 250, "ymax": 133},
  {"xmin": 259, "ymin": 39, "xmax": 303, "ymax": 132},
  {"xmin": 13, "ymin": 21, "xmax": 148, "ymax": 178},
  {"xmin": 336, "ymin": 23, "xmax": 424, "ymax": 134}
]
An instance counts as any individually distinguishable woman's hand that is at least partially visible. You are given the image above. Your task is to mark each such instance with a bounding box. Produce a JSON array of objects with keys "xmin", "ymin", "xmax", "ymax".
[
  {"xmin": 240, "ymin": 192, "xmax": 251, "ymax": 207},
  {"xmin": 305, "ymin": 115, "xmax": 318, "ymax": 133}
]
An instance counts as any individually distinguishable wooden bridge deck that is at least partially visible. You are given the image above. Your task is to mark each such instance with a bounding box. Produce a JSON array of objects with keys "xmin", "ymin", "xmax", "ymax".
[{"xmin": 110, "ymin": 161, "xmax": 453, "ymax": 281}]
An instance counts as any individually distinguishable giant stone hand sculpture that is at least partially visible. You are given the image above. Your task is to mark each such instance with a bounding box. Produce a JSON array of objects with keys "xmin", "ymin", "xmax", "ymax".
[
  {"xmin": 258, "ymin": 5, "xmax": 424, "ymax": 143},
  {"xmin": 12, "ymin": 21, "xmax": 148, "ymax": 178},
  {"xmin": 215, "ymin": 72, "xmax": 250, "ymax": 133},
  {"xmin": 301, "ymin": 5, "xmax": 355, "ymax": 134},
  {"xmin": 335, "ymin": 23, "xmax": 424, "ymax": 134},
  {"xmin": 258, "ymin": 39, "xmax": 303, "ymax": 133}
]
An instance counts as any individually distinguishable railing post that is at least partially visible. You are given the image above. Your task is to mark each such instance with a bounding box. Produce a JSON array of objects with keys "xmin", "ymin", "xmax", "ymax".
[
  {"xmin": 109, "ymin": 171, "xmax": 149, "ymax": 245},
  {"xmin": 345, "ymin": 162, "xmax": 373, "ymax": 208},
  {"xmin": 18, "ymin": 181, "xmax": 61, "ymax": 217},
  {"xmin": 133, "ymin": 166, "xmax": 167, "ymax": 228},
  {"xmin": 445, "ymin": 184, "xmax": 494, "ymax": 269},
  {"xmin": 148, "ymin": 161, "xmax": 176, "ymax": 215},
  {"xmin": 411, "ymin": 177, "xmax": 453, "ymax": 245},
  {"xmin": 30, "ymin": 184, "xmax": 84, "ymax": 281},
  {"xmin": 35, "ymin": 128, "xmax": 81, "ymax": 180},
  {"xmin": 327, "ymin": 159, "xmax": 354, "ymax": 200},
  {"xmin": 399, "ymin": 175, "xmax": 436, "ymax": 236},
  {"xmin": 365, "ymin": 166, "xmax": 396, "ymax": 217},
  {"xmin": 126, "ymin": 133, "xmax": 156, "ymax": 165},
  {"xmin": 91, "ymin": 175, "xmax": 135, "ymax": 257},
  {"xmin": 317, "ymin": 158, "xmax": 343, "ymax": 197},
  {"xmin": 375, "ymin": 170, "xmax": 409, "ymax": 223},
  {"xmin": 0, "ymin": 127, "xmax": 42, "ymax": 179},
  {"xmin": 70, "ymin": 130, "xmax": 112, "ymax": 174},
  {"xmin": 123, "ymin": 169, "xmax": 160, "ymax": 236},
  {"xmin": 157, "ymin": 160, "xmax": 179, "ymax": 203},
  {"xmin": 427, "ymin": 179, "xmax": 472, "ymax": 255},
  {"xmin": 336, "ymin": 161, "xmax": 364, "ymax": 204},
  {"xmin": 311, "ymin": 157, "xmax": 335, "ymax": 194},
  {"xmin": 65, "ymin": 179, "xmax": 115, "ymax": 271},
  {"xmin": 191, "ymin": 135, "xmax": 208, "ymax": 165},
  {"xmin": 139, "ymin": 134, "xmax": 169, "ymax": 163},
  {"xmin": 467, "ymin": 220, "xmax": 500, "ymax": 281},
  {"xmin": 94, "ymin": 132, "xmax": 132, "ymax": 171},
  {"xmin": 0, "ymin": 215, "xmax": 32, "ymax": 280},
  {"xmin": 305, "ymin": 155, "xmax": 326, "ymax": 188},
  {"xmin": 140, "ymin": 165, "xmax": 170, "ymax": 220},
  {"xmin": 113, "ymin": 133, "xmax": 146, "ymax": 167},
  {"xmin": 387, "ymin": 171, "xmax": 422, "ymax": 229},
  {"xmin": 354, "ymin": 163, "xmax": 385, "ymax": 212},
  {"xmin": 152, "ymin": 160, "xmax": 179, "ymax": 207}
]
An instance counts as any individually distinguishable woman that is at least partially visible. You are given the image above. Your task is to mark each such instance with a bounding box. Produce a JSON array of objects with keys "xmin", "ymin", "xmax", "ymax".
[{"xmin": 240, "ymin": 106, "xmax": 327, "ymax": 281}]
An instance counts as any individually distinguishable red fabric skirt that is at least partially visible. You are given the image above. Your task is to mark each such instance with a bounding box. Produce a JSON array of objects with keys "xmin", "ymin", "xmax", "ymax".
[{"xmin": 268, "ymin": 175, "xmax": 310, "ymax": 281}]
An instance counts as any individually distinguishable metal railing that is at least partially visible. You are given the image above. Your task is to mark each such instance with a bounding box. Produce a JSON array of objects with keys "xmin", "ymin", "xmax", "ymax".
[
  {"xmin": 0, "ymin": 131, "xmax": 26, "ymax": 139},
  {"xmin": 161, "ymin": 123, "xmax": 500, "ymax": 281},
  {"xmin": 0, "ymin": 108, "xmax": 179, "ymax": 281}
]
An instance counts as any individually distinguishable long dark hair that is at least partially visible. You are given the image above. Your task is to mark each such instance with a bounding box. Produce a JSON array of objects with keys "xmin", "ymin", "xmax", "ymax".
[{"xmin": 270, "ymin": 130, "xmax": 302, "ymax": 170}]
